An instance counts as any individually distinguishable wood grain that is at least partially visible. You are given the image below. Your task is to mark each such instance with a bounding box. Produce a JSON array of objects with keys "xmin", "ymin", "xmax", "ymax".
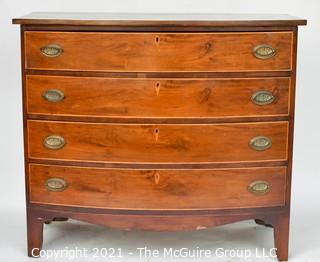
[
  {"xmin": 29, "ymin": 164, "xmax": 286, "ymax": 210},
  {"xmin": 24, "ymin": 32, "xmax": 293, "ymax": 72},
  {"xmin": 22, "ymin": 25, "xmax": 299, "ymax": 33},
  {"xmin": 26, "ymin": 205, "xmax": 290, "ymax": 260},
  {"xmin": 26, "ymin": 75, "xmax": 290, "ymax": 119},
  {"xmin": 26, "ymin": 205, "xmax": 289, "ymax": 236},
  {"xmin": 27, "ymin": 120, "xmax": 289, "ymax": 164},
  {"xmin": 13, "ymin": 12, "xmax": 307, "ymax": 260}
]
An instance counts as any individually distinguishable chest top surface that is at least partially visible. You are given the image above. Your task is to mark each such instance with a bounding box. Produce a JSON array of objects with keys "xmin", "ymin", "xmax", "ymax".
[{"xmin": 12, "ymin": 12, "xmax": 307, "ymax": 27}]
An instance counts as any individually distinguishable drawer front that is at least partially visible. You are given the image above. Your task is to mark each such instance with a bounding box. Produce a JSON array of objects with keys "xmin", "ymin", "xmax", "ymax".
[
  {"xmin": 29, "ymin": 164, "xmax": 287, "ymax": 210},
  {"xmin": 25, "ymin": 32, "xmax": 293, "ymax": 72},
  {"xmin": 27, "ymin": 121, "xmax": 288, "ymax": 163},
  {"xmin": 27, "ymin": 76, "xmax": 290, "ymax": 119}
]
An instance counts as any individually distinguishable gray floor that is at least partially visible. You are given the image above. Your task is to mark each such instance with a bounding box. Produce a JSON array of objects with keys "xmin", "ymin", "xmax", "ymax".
[{"xmin": 0, "ymin": 205, "xmax": 318, "ymax": 262}]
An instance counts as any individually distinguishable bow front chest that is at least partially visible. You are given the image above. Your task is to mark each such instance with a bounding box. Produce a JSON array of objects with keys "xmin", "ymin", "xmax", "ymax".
[{"xmin": 13, "ymin": 13, "xmax": 306, "ymax": 261}]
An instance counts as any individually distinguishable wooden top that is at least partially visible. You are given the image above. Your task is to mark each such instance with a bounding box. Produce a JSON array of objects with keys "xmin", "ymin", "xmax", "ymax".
[{"xmin": 13, "ymin": 12, "xmax": 307, "ymax": 27}]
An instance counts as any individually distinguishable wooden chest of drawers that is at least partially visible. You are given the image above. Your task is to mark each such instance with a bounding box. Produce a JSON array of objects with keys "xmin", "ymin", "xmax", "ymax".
[{"xmin": 13, "ymin": 13, "xmax": 306, "ymax": 261}]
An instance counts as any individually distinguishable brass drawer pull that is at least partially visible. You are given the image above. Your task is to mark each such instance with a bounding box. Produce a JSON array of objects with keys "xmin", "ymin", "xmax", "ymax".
[
  {"xmin": 40, "ymin": 44, "xmax": 63, "ymax": 57},
  {"xmin": 253, "ymin": 44, "xmax": 277, "ymax": 60},
  {"xmin": 248, "ymin": 181, "xmax": 270, "ymax": 194},
  {"xmin": 43, "ymin": 135, "xmax": 65, "ymax": 150},
  {"xmin": 45, "ymin": 178, "xmax": 67, "ymax": 192},
  {"xmin": 42, "ymin": 89, "xmax": 65, "ymax": 102},
  {"xmin": 251, "ymin": 90, "xmax": 275, "ymax": 105},
  {"xmin": 249, "ymin": 136, "xmax": 272, "ymax": 151}
]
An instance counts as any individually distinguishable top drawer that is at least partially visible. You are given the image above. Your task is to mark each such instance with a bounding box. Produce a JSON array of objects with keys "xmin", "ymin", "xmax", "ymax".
[{"xmin": 24, "ymin": 32, "xmax": 293, "ymax": 72}]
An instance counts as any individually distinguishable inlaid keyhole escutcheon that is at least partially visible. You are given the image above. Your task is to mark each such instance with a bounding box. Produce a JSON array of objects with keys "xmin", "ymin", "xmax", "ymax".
[
  {"xmin": 155, "ymin": 82, "xmax": 161, "ymax": 96},
  {"xmin": 154, "ymin": 171, "xmax": 161, "ymax": 184},
  {"xmin": 154, "ymin": 128, "xmax": 160, "ymax": 142}
]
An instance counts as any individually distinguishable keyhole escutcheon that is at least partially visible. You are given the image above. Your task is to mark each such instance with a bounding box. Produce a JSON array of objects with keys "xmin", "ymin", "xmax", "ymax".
[
  {"xmin": 154, "ymin": 171, "xmax": 161, "ymax": 184},
  {"xmin": 154, "ymin": 128, "xmax": 160, "ymax": 142},
  {"xmin": 155, "ymin": 82, "xmax": 161, "ymax": 96}
]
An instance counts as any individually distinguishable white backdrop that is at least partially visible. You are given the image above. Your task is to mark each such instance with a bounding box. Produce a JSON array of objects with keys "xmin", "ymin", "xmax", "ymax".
[{"xmin": 0, "ymin": 0, "xmax": 319, "ymax": 261}]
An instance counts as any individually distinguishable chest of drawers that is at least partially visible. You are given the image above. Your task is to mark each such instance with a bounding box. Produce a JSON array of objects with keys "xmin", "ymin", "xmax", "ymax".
[{"xmin": 13, "ymin": 13, "xmax": 306, "ymax": 260}]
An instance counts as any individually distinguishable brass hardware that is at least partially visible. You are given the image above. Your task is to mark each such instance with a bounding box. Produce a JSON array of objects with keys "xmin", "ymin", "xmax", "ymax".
[
  {"xmin": 253, "ymin": 44, "xmax": 277, "ymax": 60},
  {"xmin": 40, "ymin": 44, "xmax": 63, "ymax": 57},
  {"xmin": 43, "ymin": 135, "xmax": 65, "ymax": 150},
  {"xmin": 251, "ymin": 90, "xmax": 275, "ymax": 105},
  {"xmin": 248, "ymin": 181, "xmax": 270, "ymax": 194},
  {"xmin": 45, "ymin": 178, "xmax": 67, "ymax": 192},
  {"xmin": 249, "ymin": 136, "xmax": 272, "ymax": 151},
  {"xmin": 42, "ymin": 89, "xmax": 65, "ymax": 102}
]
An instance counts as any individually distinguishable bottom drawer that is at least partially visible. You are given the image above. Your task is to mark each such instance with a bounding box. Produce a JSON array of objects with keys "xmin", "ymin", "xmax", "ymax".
[{"xmin": 29, "ymin": 164, "xmax": 286, "ymax": 210}]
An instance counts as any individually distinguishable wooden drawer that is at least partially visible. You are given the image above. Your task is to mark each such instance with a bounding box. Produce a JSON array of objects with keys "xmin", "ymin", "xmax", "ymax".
[
  {"xmin": 27, "ymin": 120, "xmax": 288, "ymax": 164},
  {"xmin": 29, "ymin": 164, "xmax": 286, "ymax": 210},
  {"xmin": 25, "ymin": 32, "xmax": 293, "ymax": 72},
  {"xmin": 26, "ymin": 75, "xmax": 290, "ymax": 119}
]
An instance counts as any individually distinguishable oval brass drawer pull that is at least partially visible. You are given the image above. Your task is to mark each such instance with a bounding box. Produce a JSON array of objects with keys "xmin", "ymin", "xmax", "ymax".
[
  {"xmin": 251, "ymin": 90, "xmax": 275, "ymax": 105},
  {"xmin": 45, "ymin": 178, "xmax": 67, "ymax": 192},
  {"xmin": 249, "ymin": 136, "xmax": 272, "ymax": 151},
  {"xmin": 248, "ymin": 181, "xmax": 270, "ymax": 194},
  {"xmin": 40, "ymin": 44, "xmax": 63, "ymax": 57},
  {"xmin": 253, "ymin": 44, "xmax": 277, "ymax": 60},
  {"xmin": 43, "ymin": 135, "xmax": 65, "ymax": 150},
  {"xmin": 42, "ymin": 89, "xmax": 65, "ymax": 102}
]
